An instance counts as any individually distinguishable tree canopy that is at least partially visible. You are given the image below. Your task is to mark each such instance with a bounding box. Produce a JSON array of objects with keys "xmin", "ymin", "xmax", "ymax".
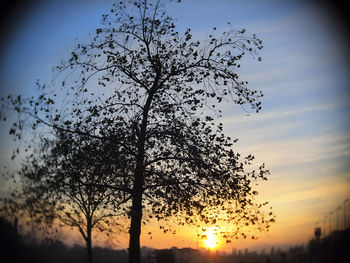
[{"xmin": 1, "ymin": 1, "xmax": 275, "ymax": 263}]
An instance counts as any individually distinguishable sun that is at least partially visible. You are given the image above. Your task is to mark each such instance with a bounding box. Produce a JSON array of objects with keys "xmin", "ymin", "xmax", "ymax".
[
  {"xmin": 202, "ymin": 228, "xmax": 219, "ymax": 249},
  {"xmin": 204, "ymin": 235, "xmax": 218, "ymax": 249}
]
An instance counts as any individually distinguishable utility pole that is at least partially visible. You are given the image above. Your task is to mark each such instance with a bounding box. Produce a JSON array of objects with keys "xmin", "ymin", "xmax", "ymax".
[
  {"xmin": 336, "ymin": 206, "xmax": 341, "ymax": 231},
  {"xmin": 345, "ymin": 199, "xmax": 349, "ymax": 229}
]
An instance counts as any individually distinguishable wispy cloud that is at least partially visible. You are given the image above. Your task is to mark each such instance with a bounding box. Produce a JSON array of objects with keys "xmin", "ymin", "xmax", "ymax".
[
  {"xmin": 223, "ymin": 102, "xmax": 342, "ymax": 125},
  {"xmin": 239, "ymin": 132, "xmax": 350, "ymax": 170}
]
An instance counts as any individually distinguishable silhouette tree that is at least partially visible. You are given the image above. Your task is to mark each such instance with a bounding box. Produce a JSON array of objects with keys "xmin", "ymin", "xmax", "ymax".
[
  {"xmin": 1, "ymin": 132, "xmax": 127, "ymax": 263},
  {"xmin": 1, "ymin": 1, "xmax": 275, "ymax": 262}
]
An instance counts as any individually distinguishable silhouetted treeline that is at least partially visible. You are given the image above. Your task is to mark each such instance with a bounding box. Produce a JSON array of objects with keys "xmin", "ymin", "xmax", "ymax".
[
  {"xmin": 143, "ymin": 229, "xmax": 350, "ymax": 263},
  {"xmin": 2, "ymin": 216, "xmax": 349, "ymax": 263}
]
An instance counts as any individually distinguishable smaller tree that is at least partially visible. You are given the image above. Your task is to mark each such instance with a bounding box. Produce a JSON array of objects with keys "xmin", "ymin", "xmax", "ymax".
[{"xmin": 1, "ymin": 131, "xmax": 128, "ymax": 263}]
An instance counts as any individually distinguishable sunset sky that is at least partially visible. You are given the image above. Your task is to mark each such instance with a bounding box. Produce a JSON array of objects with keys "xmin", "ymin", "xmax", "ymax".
[{"xmin": 0, "ymin": 0, "xmax": 349, "ymax": 253}]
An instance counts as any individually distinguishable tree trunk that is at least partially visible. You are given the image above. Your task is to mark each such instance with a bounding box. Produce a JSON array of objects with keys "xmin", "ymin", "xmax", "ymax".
[
  {"xmin": 87, "ymin": 222, "xmax": 93, "ymax": 263},
  {"xmin": 128, "ymin": 78, "xmax": 158, "ymax": 263},
  {"xmin": 128, "ymin": 178, "xmax": 143, "ymax": 263}
]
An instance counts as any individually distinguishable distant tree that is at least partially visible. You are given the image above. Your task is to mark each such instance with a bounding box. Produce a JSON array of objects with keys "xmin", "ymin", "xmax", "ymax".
[
  {"xmin": 1, "ymin": 1, "xmax": 275, "ymax": 263},
  {"xmin": 1, "ymin": 132, "xmax": 127, "ymax": 263}
]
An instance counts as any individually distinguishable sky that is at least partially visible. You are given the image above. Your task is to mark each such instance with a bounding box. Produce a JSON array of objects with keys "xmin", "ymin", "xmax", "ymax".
[{"xmin": 0, "ymin": 0, "xmax": 350, "ymax": 253}]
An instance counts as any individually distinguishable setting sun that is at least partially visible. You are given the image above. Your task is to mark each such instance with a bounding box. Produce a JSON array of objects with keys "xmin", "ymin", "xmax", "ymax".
[{"xmin": 202, "ymin": 228, "xmax": 219, "ymax": 249}]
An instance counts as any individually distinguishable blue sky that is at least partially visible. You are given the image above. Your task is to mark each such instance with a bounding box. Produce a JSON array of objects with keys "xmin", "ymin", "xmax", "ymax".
[{"xmin": 1, "ymin": 0, "xmax": 349, "ymax": 251}]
